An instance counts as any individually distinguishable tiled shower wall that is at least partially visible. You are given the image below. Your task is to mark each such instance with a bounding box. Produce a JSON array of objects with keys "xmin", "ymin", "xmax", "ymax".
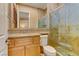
[{"xmin": 48, "ymin": 4, "xmax": 79, "ymax": 55}]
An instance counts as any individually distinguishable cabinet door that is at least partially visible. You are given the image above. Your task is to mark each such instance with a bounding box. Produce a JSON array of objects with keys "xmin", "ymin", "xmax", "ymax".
[
  {"xmin": 25, "ymin": 45, "xmax": 40, "ymax": 56},
  {"xmin": 8, "ymin": 46, "xmax": 25, "ymax": 56},
  {"xmin": 25, "ymin": 45, "xmax": 35, "ymax": 56},
  {"xmin": 33, "ymin": 44, "xmax": 40, "ymax": 56}
]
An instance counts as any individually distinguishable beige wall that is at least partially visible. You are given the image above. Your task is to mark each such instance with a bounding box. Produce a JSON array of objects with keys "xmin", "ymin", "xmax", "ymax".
[
  {"xmin": 0, "ymin": 3, "xmax": 9, "ymax": 34},
  {"xmin": 47, "ymin": 3, "xmax": 62, "ymax": 13},
  {"xmin": 37, "ymin": 9, "xmax": 46, "ymax": 20},
  {"xmin": 47, "ymin": 3, "xmax": 58, "ymax": 14},
  {"xmin": 16, "ymin": 4, "xmax": 45, "ymax": 29}
]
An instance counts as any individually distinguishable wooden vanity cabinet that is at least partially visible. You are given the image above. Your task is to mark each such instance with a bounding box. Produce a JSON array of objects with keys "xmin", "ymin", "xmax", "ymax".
[{"xmin": 8, "ymin": 35, "xmax": 40, "ymax": 56}]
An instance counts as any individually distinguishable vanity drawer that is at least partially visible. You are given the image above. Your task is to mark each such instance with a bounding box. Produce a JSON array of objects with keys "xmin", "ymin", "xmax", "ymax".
[{"xmin": 14, "ymin": 37, "xmax": 33, "ymax": 46}]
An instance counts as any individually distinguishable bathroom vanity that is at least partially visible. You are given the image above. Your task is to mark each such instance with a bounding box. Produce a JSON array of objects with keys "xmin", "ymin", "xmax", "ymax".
[
  {"xmin": 8, "ymin": 29, "xmax": 49, "ymax": 56},
  {"xmin": 8, "ymin": 33, "xmax": 40, "ymax": 56}
]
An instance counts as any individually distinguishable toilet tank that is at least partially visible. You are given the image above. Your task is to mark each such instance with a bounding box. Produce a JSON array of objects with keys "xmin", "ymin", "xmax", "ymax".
[{"xmin": 40, "ymin": 34, "xmax": 48, "ymax": 46}]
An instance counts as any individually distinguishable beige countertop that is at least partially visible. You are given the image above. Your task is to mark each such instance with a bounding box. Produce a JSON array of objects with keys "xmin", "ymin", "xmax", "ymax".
[
  {"xmin": 8, "ymin": 31, "xmax": 49, "ymax": 38},
  {"xmin": 9, "ymin": 33, "xmax": 40, "ymax": 38}
]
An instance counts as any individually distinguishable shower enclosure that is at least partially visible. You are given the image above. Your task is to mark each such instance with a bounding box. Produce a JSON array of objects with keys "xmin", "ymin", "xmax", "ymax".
[{"xmin": 49, "ymin": 4, "xmax": 79, "ymax": 55}]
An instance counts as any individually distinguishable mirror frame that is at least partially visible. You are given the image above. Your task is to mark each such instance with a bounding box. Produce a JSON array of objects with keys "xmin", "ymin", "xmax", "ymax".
[{"xmin": 17, "ymin": 9, "xmax": 30, "ymax": 29}]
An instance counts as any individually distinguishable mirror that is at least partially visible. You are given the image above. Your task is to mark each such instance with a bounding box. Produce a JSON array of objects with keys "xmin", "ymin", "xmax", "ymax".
[
  {"xmin": 17, "ymin": 10, "xmax": 30, "ymax": 29},
  {"xmin": 38, "ymin": 15, "xmax": 49, "ymax": 28}
]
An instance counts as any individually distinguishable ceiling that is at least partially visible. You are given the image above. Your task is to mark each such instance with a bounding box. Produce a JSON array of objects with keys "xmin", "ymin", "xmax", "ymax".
[{"xmin": 20, "ymin": 3, "xmax": 47, "ymax": 10}]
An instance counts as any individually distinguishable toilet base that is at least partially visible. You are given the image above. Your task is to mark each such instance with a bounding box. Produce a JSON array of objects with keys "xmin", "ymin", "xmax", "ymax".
[{"xmin": 43, "ymin": 45, "xmax": 56, "ymax": 56}]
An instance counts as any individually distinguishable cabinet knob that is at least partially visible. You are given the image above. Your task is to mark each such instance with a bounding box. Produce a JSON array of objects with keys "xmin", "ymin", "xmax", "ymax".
[{"xmin": 5, "ymin": 40, "xmax": 10, "ymax": 44}]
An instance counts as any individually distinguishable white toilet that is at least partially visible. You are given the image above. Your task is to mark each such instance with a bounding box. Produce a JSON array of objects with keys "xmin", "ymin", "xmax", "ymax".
[{"xmin": 40, "ymin": 34, "xmax": 56, "ymax": 56}]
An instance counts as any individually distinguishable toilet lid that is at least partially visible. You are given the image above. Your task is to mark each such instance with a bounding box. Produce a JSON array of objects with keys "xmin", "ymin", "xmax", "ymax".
[{"xmin": 44, "ymin": 46, "xmax": 56, "ymax": 53}]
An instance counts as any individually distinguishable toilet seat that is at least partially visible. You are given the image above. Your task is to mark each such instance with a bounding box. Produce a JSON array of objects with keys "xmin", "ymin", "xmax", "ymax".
[{"xmin": 43, "ymin": 45, "xmax": 56, "ymax": 53}]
